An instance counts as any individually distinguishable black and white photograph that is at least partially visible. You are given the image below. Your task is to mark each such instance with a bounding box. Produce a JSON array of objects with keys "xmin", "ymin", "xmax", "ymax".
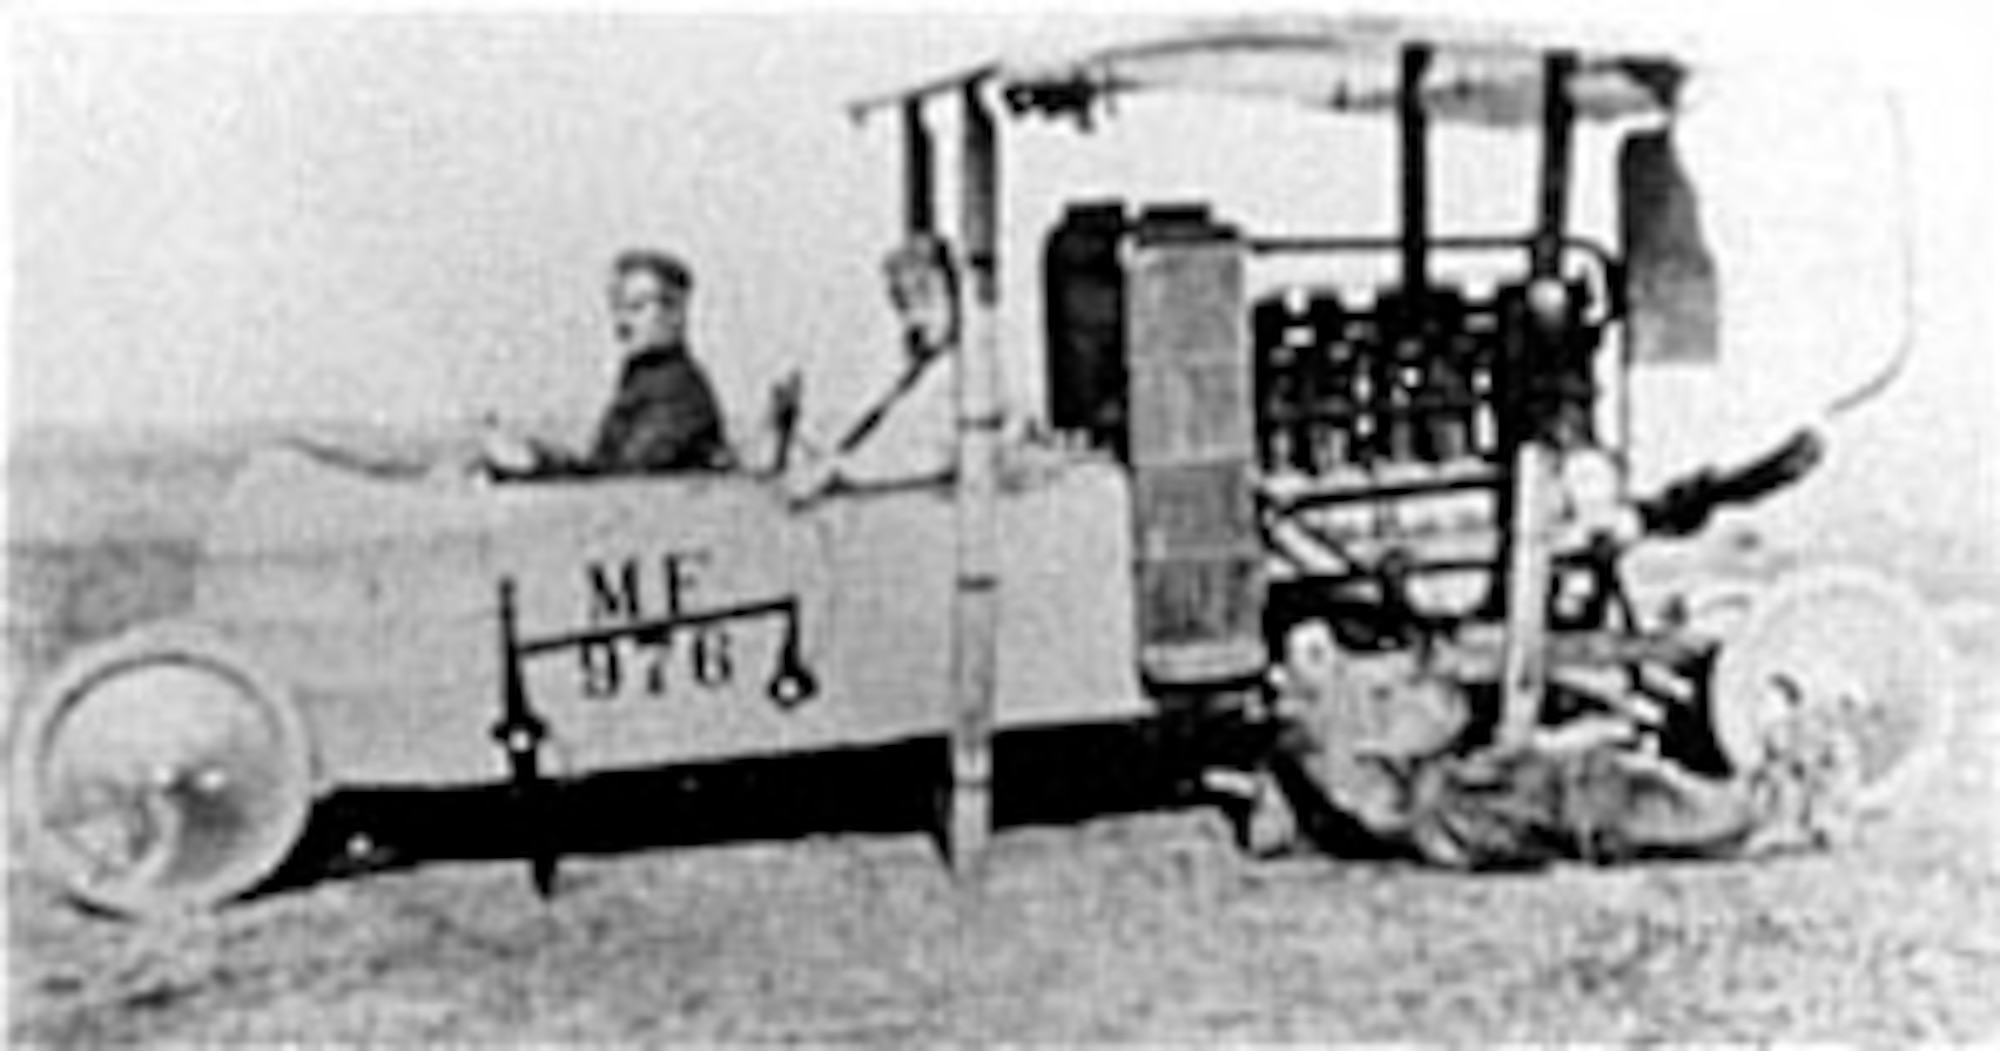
[{"xmin": 6, "ymin": 5, "xmax": 1997, "ymax": 1043}]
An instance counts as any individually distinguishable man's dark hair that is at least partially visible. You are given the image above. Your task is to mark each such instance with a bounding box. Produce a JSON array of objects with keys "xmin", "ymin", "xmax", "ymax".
[{"xmin": 611, "ymin": 248, "xmax": 693, "ymax": 295}]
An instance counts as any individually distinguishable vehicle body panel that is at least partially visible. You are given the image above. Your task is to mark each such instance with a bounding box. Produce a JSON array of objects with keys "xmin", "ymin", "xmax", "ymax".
[{"xmin": 195, "ymin": 448, "xmax": 1145, "ymax": 786}]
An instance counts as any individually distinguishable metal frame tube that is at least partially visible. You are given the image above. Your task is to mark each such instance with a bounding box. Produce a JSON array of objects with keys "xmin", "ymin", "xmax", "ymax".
[
  {"xmin": 902, "ymin": 100, "xmax": 935, "ymax": 235},
  {"xmin": 1533, "ymin": 52, "xmax": 1578, "ymax": 278},
  {"xmin": 1398, "ymin": 44, "xmax": 1432, "ymax": 293}
]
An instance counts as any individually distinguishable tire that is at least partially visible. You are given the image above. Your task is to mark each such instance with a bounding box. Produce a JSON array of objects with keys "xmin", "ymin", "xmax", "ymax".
[
  {"xmin": 1709, "ymin": 566, "xmax": 1958, "ymax": 817},
  {"xmin": 9, "ymin": 623, "xmax": 317, "ymax": 918}
]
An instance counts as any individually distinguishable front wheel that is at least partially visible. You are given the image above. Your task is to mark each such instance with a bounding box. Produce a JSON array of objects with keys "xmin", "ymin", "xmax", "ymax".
[
  {"xmin": 1709, "ymin": 566, "xmax": 1958, "ymax": 825},
  {"xmin": 10, "ymin": 624, "xmax": 317, "ymax": 918}
]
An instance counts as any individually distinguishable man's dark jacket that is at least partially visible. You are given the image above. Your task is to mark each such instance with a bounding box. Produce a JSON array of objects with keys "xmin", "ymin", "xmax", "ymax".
[{"xmin": 584, "ymin": 343, "xmax": 729, "ymax": 474}]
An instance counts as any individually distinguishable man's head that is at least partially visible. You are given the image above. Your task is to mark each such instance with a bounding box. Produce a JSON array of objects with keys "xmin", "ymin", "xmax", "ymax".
[
  {"xmin": 609, "ymin": 249, "xmax": 693, "ymax": 355},
  {"xmin": 883, "ymin": 234, "xmax": 959, "ymax": 362}
]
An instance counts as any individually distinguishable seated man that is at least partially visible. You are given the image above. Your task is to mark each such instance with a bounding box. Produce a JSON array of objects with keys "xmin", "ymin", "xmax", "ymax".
[
  {"xmin": 487, "ymin": 248, "xmax": 731, "ymax": 479},
  {"xmin": 782, "ymin": 234, "xmax": 961, "ymax": 499}
]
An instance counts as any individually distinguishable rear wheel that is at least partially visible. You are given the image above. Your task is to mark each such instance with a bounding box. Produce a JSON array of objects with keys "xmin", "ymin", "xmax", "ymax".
[
  {"xmin": 10, "ymin": 624, "xmax": 316, "ymax": 918},
  {"xmin": 1710, "ymin": 566, "xmax": 1957, "ymax": 821}
]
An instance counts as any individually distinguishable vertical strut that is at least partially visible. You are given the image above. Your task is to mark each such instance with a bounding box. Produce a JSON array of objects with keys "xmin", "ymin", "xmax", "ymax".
[
  {"xmin": 494, "ymin": 578, "xmax": 559, "ymax": 897},
  {"xmin": 1498, "ymin": 52, "xmax": 1580, "ymax": 747},
  {"xmin": 948, "ymin": 78, "xmax": 1001, "ymax": 875},
  {"xmin": 902, "ymin": 100, "xmax": 935, "ymax": 236},
  {"xmin": 1398, "ymin": 44, "xmax": 1433, "ymax": 294},
  {"xmin": 1533, "ymin": 52, "xmax": 1578, "ymax": 279}
]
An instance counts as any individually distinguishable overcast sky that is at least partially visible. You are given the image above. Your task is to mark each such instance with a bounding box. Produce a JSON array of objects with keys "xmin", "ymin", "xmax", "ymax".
[
  {"xmin": 6, "ymin": 4, "xmax": 1995, "ymax": 526},
  {"xmin": 10, "ymin": 13, "xmax": 1050, "ymax": 433}
]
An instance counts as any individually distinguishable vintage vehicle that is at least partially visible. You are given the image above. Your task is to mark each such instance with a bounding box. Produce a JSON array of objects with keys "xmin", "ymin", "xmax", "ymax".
[{"xmin": 10, "ymin": 18, "xmax": 1956, "ymax": 917}]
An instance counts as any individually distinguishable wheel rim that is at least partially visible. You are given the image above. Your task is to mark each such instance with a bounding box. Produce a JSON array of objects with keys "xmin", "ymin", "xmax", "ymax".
[
  {"xmin": 16, "ymin": 645, "xmax": 313, "ymax": 916},
  {"xmin": 1711, "ymin": 568, "xmax": 1957, "ymax": 813}
]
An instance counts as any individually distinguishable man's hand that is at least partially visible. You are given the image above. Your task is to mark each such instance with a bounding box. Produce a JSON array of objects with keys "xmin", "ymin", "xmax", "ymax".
[
  {"xmin": 767, "ymin": 371, "xmax": 805, "ymax": 473},
  {"xmin": 478, "ymin": 422, "xmax": 542, "ymax": 478},
  {"xmin": 768, "ymin": 371, "xmax": 804, "ymax": 430}
]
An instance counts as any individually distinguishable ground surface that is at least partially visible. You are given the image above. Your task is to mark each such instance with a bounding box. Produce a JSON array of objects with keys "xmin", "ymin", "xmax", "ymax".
[{"xmin": 6, "ymin": 429, "xmax": 1999, "ymax": 1044}]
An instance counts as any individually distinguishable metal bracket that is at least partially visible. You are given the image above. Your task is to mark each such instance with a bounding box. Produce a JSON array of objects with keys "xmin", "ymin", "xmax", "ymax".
[{"xmin": 495, "ymin": 577, "xmax": 560, "ymax": 898}]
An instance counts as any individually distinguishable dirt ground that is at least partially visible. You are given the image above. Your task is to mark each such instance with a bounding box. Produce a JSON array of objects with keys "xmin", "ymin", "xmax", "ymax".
[
  {"xmin": 8, "ymin": 689, "xmax": 1999, "ymax": 1045},
  {"xmin": 6, "ymin": 437, "xmax": 2000, "ymax": 1044}
]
